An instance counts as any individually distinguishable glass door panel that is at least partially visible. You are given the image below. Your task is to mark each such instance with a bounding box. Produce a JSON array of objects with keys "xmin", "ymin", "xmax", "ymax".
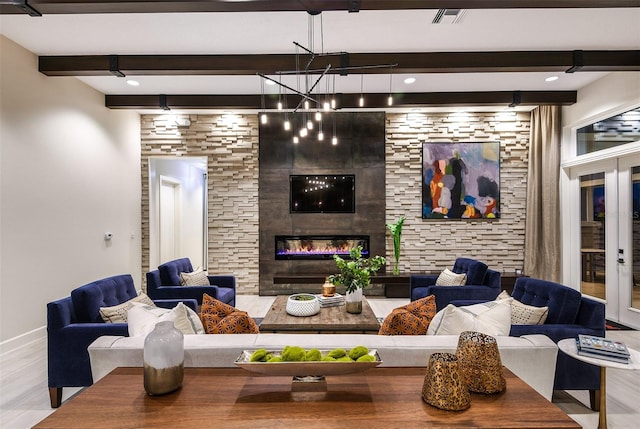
[{"xmin": 580, "ymin": 173, "xmax": 606, "ymax": 300}]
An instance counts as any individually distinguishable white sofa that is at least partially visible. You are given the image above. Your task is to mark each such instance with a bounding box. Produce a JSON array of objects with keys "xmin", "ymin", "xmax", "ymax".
[{"xmin": 89, "ymin": 333, "xmax": 558, "ymax": 400}]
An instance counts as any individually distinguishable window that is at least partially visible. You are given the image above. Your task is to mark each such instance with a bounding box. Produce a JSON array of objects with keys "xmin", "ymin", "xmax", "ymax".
[{"xmin": 577, "ymin": 107, "xmax": 640, "ymax": 156}]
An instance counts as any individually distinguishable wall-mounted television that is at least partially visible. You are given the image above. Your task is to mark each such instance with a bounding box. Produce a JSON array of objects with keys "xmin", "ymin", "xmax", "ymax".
[{"xmin": 290, "ymin": 175, "xmax": 355, "ymax": 213}]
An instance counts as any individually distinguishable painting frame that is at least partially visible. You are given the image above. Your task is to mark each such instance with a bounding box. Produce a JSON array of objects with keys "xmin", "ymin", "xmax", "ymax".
[{"xmin": 422, "ymin": 142, "xmax": 500, "ymax": 220}]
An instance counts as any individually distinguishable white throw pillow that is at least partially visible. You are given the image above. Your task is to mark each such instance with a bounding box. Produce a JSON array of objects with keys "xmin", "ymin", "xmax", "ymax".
[
  {"xmin": 435, "ymin": 268, "xmax": 467, "ymax": 286},
  {"xmin": 496, "ymin": 291, "xmax": 548, "ymax": 325},
  {"xmin": 426, "ymin": 299, "xmax": 512, "ymax": 336},
  {"xmin": 180, "ymin": 267, "xmax": 210, "ymax": 286},
  {"xmin": 99, "ymin": 292, "xmax": 155, "ymax": 323},
  {"xmin": 127, "ymin": 302, "xmax": 205, "ymax": 336}
]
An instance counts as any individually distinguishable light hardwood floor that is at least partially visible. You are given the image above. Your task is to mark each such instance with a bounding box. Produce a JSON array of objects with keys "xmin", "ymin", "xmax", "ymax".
[{"xmin": 1, "ymin": 295, "xmax": 638, "ymax": 428}]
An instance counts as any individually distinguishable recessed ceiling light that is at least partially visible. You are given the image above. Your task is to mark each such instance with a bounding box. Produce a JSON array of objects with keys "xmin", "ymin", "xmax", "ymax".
[
  {"xmin": 545, "ymin": 76, "xmax": 559, "ymax": 82},
  {"xmin": 126, "ymin": 80, "xmax": 140, "ymax": 86},
  {"xmin": 404, "ymin": 77, "xmax": 416, "ymax": 84}
]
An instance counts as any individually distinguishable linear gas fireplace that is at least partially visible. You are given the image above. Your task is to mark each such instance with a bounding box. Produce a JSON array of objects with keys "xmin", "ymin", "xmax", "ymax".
[{"xmin": 275, "ymin": 235, "xmax": 370, "ymax": 260}]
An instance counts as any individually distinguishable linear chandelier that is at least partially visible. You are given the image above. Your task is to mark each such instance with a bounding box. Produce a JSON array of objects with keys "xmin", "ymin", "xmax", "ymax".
[{"xmin": 258, "ymin": 12, "xmax": 396, "ymax": 144}]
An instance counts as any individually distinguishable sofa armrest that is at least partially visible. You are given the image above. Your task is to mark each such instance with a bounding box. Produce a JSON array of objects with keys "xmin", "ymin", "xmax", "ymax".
[
  {"xmin": 207, "ymin": 275, "xmax": 236, "ymax": 289},
  {"xmin": 509, "ymin": 324, "xmax": 602, "ymax": 344},
  {"xmin": 47, "ymin": 323, "xmax": 129, "ymax": 388},
  {"xmin": 409, "ymin": 275, "xmax": 438, "ymax": 288},
  {"xmin": 576, "ymin": 297, "xmax": 606, "ymax": 333},
  {"xmin": 154, "ymin": 285, "xmax": 219, "ymax": 303},
  {"xmin": 154, "ymin": 299, "xmax": 198, "ymax": 312}
]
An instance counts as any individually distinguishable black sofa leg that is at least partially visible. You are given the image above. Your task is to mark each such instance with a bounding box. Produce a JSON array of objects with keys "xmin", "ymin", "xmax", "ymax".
[
  {"xmin": 589, "ymin": 389, "xmax": 600, "ymax": 411},
  {"xmin": 49, "ymin": 387, "xmax": 62, "ymax": 408}
]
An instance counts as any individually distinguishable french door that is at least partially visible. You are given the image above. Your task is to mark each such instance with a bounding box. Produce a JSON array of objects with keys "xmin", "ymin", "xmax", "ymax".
[{"xmin": 566, "ymin": 152, "xmax": 640, "ymax": 329}]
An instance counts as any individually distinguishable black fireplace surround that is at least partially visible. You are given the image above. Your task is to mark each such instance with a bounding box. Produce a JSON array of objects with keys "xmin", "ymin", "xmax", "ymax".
[{"xmin": 275, "ymin": 235, "xmax": 370, "ymax": 260}]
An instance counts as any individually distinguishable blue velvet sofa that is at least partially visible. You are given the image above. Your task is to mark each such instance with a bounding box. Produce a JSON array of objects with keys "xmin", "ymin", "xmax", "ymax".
[
  {"xmin": 47, "ymin": 274, "xmax": 196, "ymax": 408},
  {"xmin": 409, "ymin": 257, "xmax": 501, "ymax": 310},
  {"xmin": 508, "ymin": 277, "xmax": 605, "ymax": 409},
  {"xmin": 452, "ymin": 276, "xmax": 606, "ymax": 410},
  {"xmin": 146, "ymin": 257, "xmax": 236, "ymax": 306}
]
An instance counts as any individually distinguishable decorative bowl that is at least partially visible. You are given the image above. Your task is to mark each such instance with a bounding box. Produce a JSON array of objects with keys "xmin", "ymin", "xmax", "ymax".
[
  {"xmin": 286, "ymin": 293, "xmax": 321, "ymax": 317},
  {"xmin": 234, "ymin": 349, "xmax": 382, "ymax": 376}
]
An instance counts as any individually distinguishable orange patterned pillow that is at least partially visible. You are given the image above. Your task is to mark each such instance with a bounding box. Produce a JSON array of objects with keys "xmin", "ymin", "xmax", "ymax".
[
  {"xmin": 378, "ymin": 295, "xmax": 436, "ymax": 335},
  {"xmin": 199, "ymin": 293, "xmax": 259, "ymax": 334},
  {"xmin": 200, "ymin": 293, "xmax": 236, "ymax": 318}
]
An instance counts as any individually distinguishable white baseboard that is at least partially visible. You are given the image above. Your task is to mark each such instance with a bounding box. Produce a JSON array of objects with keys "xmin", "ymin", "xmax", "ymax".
[{"xmin": 0, "ymin": 326, "xmax": 46, "ymax": 356}]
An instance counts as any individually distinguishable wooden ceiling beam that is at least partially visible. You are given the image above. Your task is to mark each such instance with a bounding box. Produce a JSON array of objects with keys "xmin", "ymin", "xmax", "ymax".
[
  {"xmin": 39, "ymin": 50, "xmax": 640, "ymax": 76},
  {"xmin": 1, "ymin": 0, "xmax": 638, "ymax": 15},
  {"xmin": 105, "ymin": 91, "xmax": 577, "ymax": 109}
]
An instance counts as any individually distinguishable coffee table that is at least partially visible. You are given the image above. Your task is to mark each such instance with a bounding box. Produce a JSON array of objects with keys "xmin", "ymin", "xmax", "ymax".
[
  {"xmin": 259, "ymin": 295, "xmax": 380, "ymax": 334},
  {"xmin": 34, "ymin": 367, "xmax": 580, "ymax": 429}
]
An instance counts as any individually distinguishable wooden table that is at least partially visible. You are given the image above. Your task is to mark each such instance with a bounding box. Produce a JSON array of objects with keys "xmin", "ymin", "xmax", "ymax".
[
  {"xmin": 34, "ymin": 367, "xmax": 580, "ymax": 429},
  {"xmin": 581, "ymin": 248, "xmax": 605, "ymax": 282},
  {"xmin": 259, "ymin": 295, "xmax": 381, "ymax": 334},
  {"xmin": 558, "ymin": 338, "xmax": 640, "ymax": 429}
]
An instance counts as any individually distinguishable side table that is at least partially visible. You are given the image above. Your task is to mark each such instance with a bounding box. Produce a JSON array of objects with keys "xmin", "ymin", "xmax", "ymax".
[{"xmin": 557, "ymin": 338, "xmax": 640, "ymax": 429}]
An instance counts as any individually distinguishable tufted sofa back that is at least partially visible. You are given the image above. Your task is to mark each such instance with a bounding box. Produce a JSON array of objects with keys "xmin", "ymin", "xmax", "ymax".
[
  {"xmin": 158, "ymin": 257, "xmax": 193, "ymax": 285},
  {"xmin": 452, "ymin": 257, "xmax": 488, "ymax": 285},
  {"xmin": 70, "ymin": 275, "xmax": 137, "ymax": 323},
  {"xmin": 512, "ymin": 277, "xmax": 581, "ymax": 324}
]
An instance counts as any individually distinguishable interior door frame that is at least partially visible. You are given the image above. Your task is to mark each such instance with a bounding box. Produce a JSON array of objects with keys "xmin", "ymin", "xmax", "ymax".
[
  {"xmin": 618, "ymin": 153, "xmax": 640, "ymax": 329},
  {"xmin": 159, "ymin": 175, "xmax": 182, "ymax": 264},
  {"xmin": 562, "ymin": 143, "xmax": 640, "ymax": 325}
]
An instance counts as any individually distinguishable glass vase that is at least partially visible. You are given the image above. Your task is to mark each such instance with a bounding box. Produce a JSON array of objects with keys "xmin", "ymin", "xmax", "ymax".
[
  {"xmin": 143, "ymin": 321, "xmax": 184, "ymax": 395},
  {"xmin": 345, "ymin": 287, "xmax": 363, "ymax": 314}
]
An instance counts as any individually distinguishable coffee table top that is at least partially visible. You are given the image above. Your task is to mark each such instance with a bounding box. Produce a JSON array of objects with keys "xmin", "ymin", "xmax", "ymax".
[
  {"xmin": 34, "ymin": 367, "xmax": 580, "ymax": 429},
  {"xmin": 259, "ymin": 295, "xmax": 381, "ymax": 334}
]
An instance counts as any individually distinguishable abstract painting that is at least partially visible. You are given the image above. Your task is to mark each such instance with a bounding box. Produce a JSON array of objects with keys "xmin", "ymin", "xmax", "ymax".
[{"xmin": 422, "ymin": 142, "xmax": 500, "ymax": 220}]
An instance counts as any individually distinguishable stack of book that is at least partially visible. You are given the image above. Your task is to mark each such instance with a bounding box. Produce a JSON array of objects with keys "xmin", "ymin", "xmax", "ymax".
[
  {"xmin": 316, "ymin": 293, "xmax": 345, "ymax": 308},
  {"xmin": 576, "ymin": 334, "xmax": 630, "ymax": 364}
]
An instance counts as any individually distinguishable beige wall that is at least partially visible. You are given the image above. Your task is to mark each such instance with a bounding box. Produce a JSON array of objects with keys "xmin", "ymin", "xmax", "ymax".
[
  {"xmin": 141, "ymin": 111, "xmax": 530, "ymax": 294},
  {"xmin": 0, "ymin": 36, "xmax": 142, "ymax": 348},
  {"xmin": 385, "ymin": 112, "xmax": 530, "ymax": 274},
  {"xmin": 140, "ymin": 114, "xmax": 260, "ymax": 294}
]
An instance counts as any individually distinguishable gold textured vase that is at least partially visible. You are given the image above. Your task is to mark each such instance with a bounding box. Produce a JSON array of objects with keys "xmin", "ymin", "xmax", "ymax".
[
  {"xmin": 321, "ymin": 277, "xmax": 336, "ymax": 297},
  {"xmin": 456, "ymin": 331, "xmax": 506, "ymax": 394},
  {"xmin": 421, "ymin": 352, "xmax": 470, "ymax": 411}
]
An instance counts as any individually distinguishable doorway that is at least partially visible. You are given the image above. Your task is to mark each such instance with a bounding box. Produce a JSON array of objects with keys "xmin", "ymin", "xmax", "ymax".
[
  {"xmin": 149, "ymin": 157, "xmax": 208, "ymax": 270},
  {"xmin": 565, "ymin": 151, "xmax": 640, "ymax": 329}
]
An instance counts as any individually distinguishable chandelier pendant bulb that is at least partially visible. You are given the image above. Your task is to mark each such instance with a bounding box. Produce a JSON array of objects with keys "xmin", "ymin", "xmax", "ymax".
[{"xmin": 257, "ymin": 12, "xmax": 396, "ymax": 144}]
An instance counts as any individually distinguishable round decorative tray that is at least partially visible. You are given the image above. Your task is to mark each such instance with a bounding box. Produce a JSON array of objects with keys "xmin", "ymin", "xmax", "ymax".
[
  {"xmin": 285, "ymin": 293, "xmax": 320, "ymax": 317},
  {"xmin": 234, "ymin": 349, "xmax": 382, "ymax": 376}
]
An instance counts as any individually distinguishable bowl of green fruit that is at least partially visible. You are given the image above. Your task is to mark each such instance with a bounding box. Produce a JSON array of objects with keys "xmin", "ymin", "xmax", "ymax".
[{"xmin": 234, "ymin": 345, "xmax": 381, "ymax": 376}]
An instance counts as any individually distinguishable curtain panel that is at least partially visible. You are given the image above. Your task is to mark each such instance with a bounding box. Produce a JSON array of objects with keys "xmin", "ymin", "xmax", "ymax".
[{"xmin": 524, "ymin": 106, "xmax": 561, "ymax": 281}]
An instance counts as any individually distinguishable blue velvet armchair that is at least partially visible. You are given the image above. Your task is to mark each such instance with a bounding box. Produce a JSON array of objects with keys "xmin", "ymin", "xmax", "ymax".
[
  {"xmin": 47, "ymin": 274, "xmax": 196, "ymax": 408},
  {"xmin": 410, "ymin": 257, "xmax": 501, "ymax": 310},
  {"xmin": 508, "ymin": 277, "xmax": 605, "ymax": 410},
  {"xmin": 146, "ymin": 257, "xmax": 236, "ymax": 306}
]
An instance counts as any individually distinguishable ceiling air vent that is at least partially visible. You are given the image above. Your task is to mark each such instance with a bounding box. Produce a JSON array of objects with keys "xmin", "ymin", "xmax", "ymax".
[{"xmin": 432, "ymin": 9, "xmax": 465, "ymax": 24}]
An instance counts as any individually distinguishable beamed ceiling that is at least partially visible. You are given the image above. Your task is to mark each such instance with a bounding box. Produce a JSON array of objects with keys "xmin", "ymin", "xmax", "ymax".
[{"xmin": 1, "ymin": 0, "xmax": 639, "ymax": 111}]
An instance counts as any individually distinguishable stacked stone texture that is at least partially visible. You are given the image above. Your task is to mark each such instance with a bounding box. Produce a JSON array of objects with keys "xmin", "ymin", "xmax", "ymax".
[{"xmin": 141, "ymin": 111, "xmax": 530, "ymax": 294}]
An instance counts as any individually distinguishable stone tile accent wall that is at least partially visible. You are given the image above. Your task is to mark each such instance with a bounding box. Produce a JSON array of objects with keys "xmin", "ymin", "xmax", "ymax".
[
  {"xmin": 385, "ymin": 112, "xmax": 531, "ymax": 275},
  {"xmin": 141, "ymin": 111, "xmax": 530, "ymax": 294},
  {"xmin": 141, "ymin": 114, "xmax": 260, "ymax": 294}
]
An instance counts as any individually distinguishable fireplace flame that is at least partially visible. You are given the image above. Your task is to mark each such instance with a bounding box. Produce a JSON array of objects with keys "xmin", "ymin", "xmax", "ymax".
[{"xmin": 276, "ymin": 237, "xmax": 369, "ymax": 258}]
